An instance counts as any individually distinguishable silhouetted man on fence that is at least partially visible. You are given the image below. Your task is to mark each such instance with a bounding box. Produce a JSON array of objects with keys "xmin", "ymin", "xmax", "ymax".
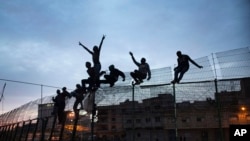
[
  {"xmin": 71, "ymin": 84, "xmax": 87, "ymax": 116},
  {"xmin": 100, "ymin": 65, "xmax": 126, "ymax": 87},
  {"xmin": 171, "ymin": 51, "xmax": 203, "ymax": 84},
  {"xmin": 56, "ymin": 87, "xmax": 71, "ymax": 124},
  {"xmin": 51, "ymin": 89, "xmax": 60, "ymax": 116},
  {"xmin": 79, "ymin": 35, "xmax": 105, "ymax": 87},
  {"xmin": 129, "ymin": 51, "xmax": 151, "ymax": 85},
  {"xmin": 82, "ymin": 61, "xmax": 96, "ymax": 90}
]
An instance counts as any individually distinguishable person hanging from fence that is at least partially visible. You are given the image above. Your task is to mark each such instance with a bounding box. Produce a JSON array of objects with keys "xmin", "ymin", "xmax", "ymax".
[
  {"xmin": 171, "ymin": 51, "xmax": 203, "ymax": 84},
  {"xmin": 51, "ymin": 89, "xmax": 61, "ymax": 116},
  {"xmin": 79, "ymin": 35, "xmax": 106, "ymax": 88},
  {"xmin": 99, "ymin": 64, "xmax": 126, "ymax": 87},
  {"xmin": 71, "ymin": 83, "xmax": 87, "ymax": 116},
  {"xmin": 57, "ymin": 87, "xmax": 71, "ymax": 124},
  {"xmin": 129, "ymin": 51, "xmax": 151, "ymax": 85}
]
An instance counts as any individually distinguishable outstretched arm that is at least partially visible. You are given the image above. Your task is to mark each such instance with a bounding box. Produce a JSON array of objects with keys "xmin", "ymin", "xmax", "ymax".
[
  {"xmin": 52, "ymin": 97, "xmax": 56, "ymax": 102},
  {"xmin": 129, "ymin": 52, "xmax": 140, "ymax": 66},
  {"xmin": 118, "ymin": 70, "xmax": 126, "ymax": 81},
  {"xmin": 98, "ymin": 35, "xmax": 106, "ymax": 51},
  {"xmin": 79, "ymin": 42, "xmax": 93, "ymax": 55},
  {"xmin": 189, "ymin": 57, "xmax": 203, "ymax": 68},
  {"xmin": 147, "ymin": 64, "xmax": 151, "ymax": 80}
]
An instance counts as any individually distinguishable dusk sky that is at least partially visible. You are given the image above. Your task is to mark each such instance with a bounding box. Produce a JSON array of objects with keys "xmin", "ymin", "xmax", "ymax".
[{"xmin": 0, "ymin": 0, "xmax": 249, "ymax": 113}]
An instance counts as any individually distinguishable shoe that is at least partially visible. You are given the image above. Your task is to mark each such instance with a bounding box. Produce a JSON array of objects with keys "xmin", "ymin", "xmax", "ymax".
[
  {"xmin": 110, "ymin": 82, "xmax": 114, "ymax": 87},
  {"xmin": 171, "ymin": 80, "xmax": 176, "ymax": 84},
  {"xmin": 134, "ymin": 81, "xmax": 140, "ymax": 85}
]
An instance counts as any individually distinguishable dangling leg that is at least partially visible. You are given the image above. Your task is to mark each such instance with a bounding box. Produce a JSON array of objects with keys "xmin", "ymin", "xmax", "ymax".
[
  {"xmin": 94, "ymin": 64, "xmax": 101, "ymax": 88},
  {"xmin": 80, "ymin": 100, "xmax": 84, "ymax": 109},
  {"xmin": 104, "ymin": 75, "xmax": 116, "ymax": 87},
  {"xmin": 172, "ymin": 68, "xmax": 181, "ymax": 84},
  {"xmin": 138, "ymin": 72, "xmax": 146, "ymax": 83},
  {"xmin": 130, "ymin": 71, "xmax": 139, "ymax": 84},
  {"xmin": 176, "ymin": 66, "xmax": 189, "ymax": 83},
  {"xmin": 73, "ymin": 101, "xmax": 78, "ymax": 114}
]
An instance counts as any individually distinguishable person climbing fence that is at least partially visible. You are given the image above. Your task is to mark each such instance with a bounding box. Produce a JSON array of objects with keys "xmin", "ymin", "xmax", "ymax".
[
  {"xmin": 82, "ymin": 61, "xmax": 105, "ymax": 90},
  {"xmin": 57, "ymin": 87, "xmax": 71, "ymax": 124},
  {"xmin": 171, "ymin": 51, "xmax": 203, "ymax": 84},
  {"xmin": 71, "ymin": 84, "xmax": 87, "ymax": 116},
  {"xmin": 51, "ymin": 89, "xmax": 60, "ymax": 116},
  {"xmin": 99, "ymin": 64, "xmax": 126, "ymax": 87},
  {"xmin": 129, "ymin": 51, "xmax": 151, "ymax": 85},
  {"xmin": 79, "ymin": 35, "xmax": 106, "ymax": 88}
]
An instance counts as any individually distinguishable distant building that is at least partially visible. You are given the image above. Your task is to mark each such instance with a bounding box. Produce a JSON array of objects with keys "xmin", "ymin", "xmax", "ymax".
[{"xmin": 95, "ymin": 78, "xmax": 250, "ymax": 141}]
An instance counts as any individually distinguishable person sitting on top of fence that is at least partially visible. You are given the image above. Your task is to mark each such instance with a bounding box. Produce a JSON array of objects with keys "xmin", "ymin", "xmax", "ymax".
[
  {"xmin": 79, "ymin": 35, "xmax": 106, "ymax": 88},
  {"xmin": 99, "ymin": 64, "xmax": 126, "ymax": 87},
  {"xmin": 129, "ymin": 51, "xmax": 151, "ymax": 85},
  {"xmin": 82, "ymin": 61, "xmax": 95, "ymax": 90},
  {"xmin": 171, "ymin": 51, "xmax": 203, "ymax": 84}
]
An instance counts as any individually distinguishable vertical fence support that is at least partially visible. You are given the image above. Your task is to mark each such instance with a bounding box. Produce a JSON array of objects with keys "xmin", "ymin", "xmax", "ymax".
[
  {"xmin": 13, "ymin": 122, "xmax": 19, "ymax": 141},
  {"xmin": 18, "ymin": 121, "xmax": 25, "ymax": 141},
  {"xmin": 2, "ymin": 125, "xmax": 8, "ymax": 140},
  {"xmin": 214, "ymin": 79, "xmax": 224, "ymax": 141},
  {"xmin": 173, "ymin": 83, "xmax": 178, "ymax": 141},
  {"xmin": 49, "ymin": 115, "xmax": 57, "ymax": 141},
  {"xmin": 71, "ymin": 111, "xmax": 79, "ymax": 141},
  {"xmin": 40, "ymin": 85, "xmax": 43, "ymax": 119},
  {"xmin": 24, "ymin": 120, "xmax": 32, "ymax": 141},
  {"xmin": 6, "ymin": 124, "xmax": 13, "ymax": 141},
  {"xmin": 59, "ymin": 115, "xmax": 66, "ymax": 141},
  {"xmin": 41, "ymin": 117, "xmax": 48, "ymax": 141},
  {"xmin": 90, "ymin": 90, "xmax": 96, "ymax": 141},
  {"xmin": 32, "ymin": 119, "xmax": 39, "ymax": 141},
  {"xmin": 132, "ymin": 83, "xmax": 135, "ymax": 141}
]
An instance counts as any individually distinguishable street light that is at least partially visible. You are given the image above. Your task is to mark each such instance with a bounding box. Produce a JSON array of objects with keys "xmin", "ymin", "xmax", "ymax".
[{"xmin": 240, "ymin": 106, "xmax": 246, "ymax": 112}]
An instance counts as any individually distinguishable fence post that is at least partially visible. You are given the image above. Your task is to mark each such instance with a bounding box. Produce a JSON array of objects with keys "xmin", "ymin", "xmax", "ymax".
[
  {"xmin": 59, "ymin": 114, "xmax": 66, "ymax": 141},
  {"xmin": 132, "ymin": 83, "xmax": 135, "ymax": 141},
  {"xmin": 18, "ymin": 121, "xmax": 25, "ymax": 141},
  {"xmin": 32, "ymin": 118, "xmax": 39, "ymax": 141},
  {"xmin": 173, "ymin": 83, "xmax": 178, "ymax": 141},
  {"xmin": 48, "ymin": 115, "xmax": 57, "ymax": 141},
  {"xmin": 5, "ymin": 124, "xmax": 11, "ymax": 141},
  {"xmin": 91, "ymin": 90, "xmax": 96, "ymax": 141},
  {"xmin": 13, "ymin": 122, "xmax": 19, "ymax": 141},
  {"xmin": 24, "ymin": 120, "xmax": 32, "ymax": 141},
  {"xmin": 214, "ymin": 79, "xmax": 224, "ymax": 141},
  {"xmin": 71, "ymin": 111, "xmax": 79, "ymax": 141}
]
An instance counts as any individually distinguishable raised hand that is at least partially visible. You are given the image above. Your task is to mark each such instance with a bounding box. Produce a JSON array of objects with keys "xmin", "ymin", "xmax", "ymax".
[
  {"xmin": 79, "ymin": 42, "xmax": 83, "ymax": 46},
  {"xmin": 102, "ymin": 35, "xmax": 106, "ymax": 40},
  {"xmin": 129, "ymin": 51, "xmax": 133, "ymax": 56}
]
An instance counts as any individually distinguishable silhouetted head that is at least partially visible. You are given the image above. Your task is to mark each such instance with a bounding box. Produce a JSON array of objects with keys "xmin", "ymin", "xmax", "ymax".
[
  {"xmin": 93, "ymin": 46, "xmax": 98, "ymax": 52},
  {"xmin": 141, "ymin": 58, "xmax": 146, "ymax": 64},
  {"xmin": 62, "ymin": 87, "xmax": 67, "ymax": 91},
  {"xmin": 176, "ymin": 51, "xmax": 182, "ymax": 57},
  {"xmin": 109, "ymin": 65, "xmax": 115, "ymax": 71},
  {"xmin": 56, "ymin": 89, "xmax": 60, "ymax": 94},
  {"xmin": 76, "ymin": 84, "xmax": 81, "ymax": 88},
  {"xmin": 85, "ymin": 61, "xmax": 91, "ymax": 68}
]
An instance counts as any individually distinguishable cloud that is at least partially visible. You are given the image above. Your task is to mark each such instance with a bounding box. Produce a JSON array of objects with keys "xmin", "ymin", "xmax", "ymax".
[{"xmin": 0, "ymin": 0, "xmax": 249, "ymax": 112}]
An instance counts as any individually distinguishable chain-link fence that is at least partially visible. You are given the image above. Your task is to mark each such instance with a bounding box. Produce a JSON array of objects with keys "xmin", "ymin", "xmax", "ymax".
[{"xmin": 0, "ymin": 47, "xmax": 250, "ymax": 141}]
